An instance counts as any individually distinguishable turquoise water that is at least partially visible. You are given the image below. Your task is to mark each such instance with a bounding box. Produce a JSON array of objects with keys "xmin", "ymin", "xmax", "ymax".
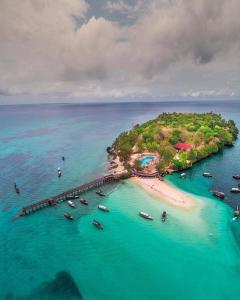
[
  {"xmin": 0, "ymin": 102, "xmax": 240, "ymax": 299},
  {"xmin": 139, "ymin": 155, "xmax": 154, "ymax": 166}
]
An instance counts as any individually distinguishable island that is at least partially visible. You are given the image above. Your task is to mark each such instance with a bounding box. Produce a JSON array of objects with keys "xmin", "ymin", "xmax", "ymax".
[{"xmin": 107, "ymin": 112, "xmax": 238, "ymax": 209}]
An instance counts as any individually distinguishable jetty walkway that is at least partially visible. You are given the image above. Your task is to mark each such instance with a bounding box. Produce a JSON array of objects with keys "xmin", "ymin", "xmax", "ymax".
[{"xmin": 17, "ymin": 174, "xmax": 122, "ymax": 217}]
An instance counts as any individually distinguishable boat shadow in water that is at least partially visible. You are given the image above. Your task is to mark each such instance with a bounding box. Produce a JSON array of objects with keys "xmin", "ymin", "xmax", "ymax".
[{"xmin": 14, "ymin": 271, "xmax": 83, "ymax": 300}]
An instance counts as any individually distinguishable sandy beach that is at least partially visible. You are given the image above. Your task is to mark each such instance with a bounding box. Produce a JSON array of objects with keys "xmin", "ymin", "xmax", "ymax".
[{"xmin": 131, "ymin": 176, "xmax": 196, "ymax": 210}]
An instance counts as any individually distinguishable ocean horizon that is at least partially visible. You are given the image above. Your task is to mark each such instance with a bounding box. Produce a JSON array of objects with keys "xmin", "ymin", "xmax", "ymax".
[{"xmin": 1, "ymin": 101, "xmax": 240, "ymax": 299}]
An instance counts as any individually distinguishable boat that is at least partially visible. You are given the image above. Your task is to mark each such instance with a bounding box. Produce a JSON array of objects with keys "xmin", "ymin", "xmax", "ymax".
[
  {"xmin": 213, "ymin": 191, "xmax": 225, "ymax": 199},
  {"xmin": 139, "ymin": 211, "xmax": 154, "ymax": 220},
  {"xmin": 79, "ymin": 198, "xmax": 88, "ymax": 205},
  {"xmin": 66, "ymin": 195, "xmax": 79, "ymax": 200},
  {"xmin": 92, "ymin": 219, "xmax": 104, "ymax": 230},
  {"xmin": 67, "ymin": 200, "xmax": 76, "ymax": 208},
  {"xmin": 15, "ymin": 187, "xmax": 20, "ymax": 194},
  {"xmin": 161, "ymin": 211, "xmax": 167, "ymax": 222},
  {"xmin": 180, "ymin": 173, "xmax": 186, "ymax": 178},
  {"xmin": 58, "ymin": 170, "xmax": 62, "ymax": 177},
  {"xmin": 98, "ymin": 205, "xmax": 109, "ymax": 212},
  {"xmin": 233, "ymin": 175, "xmax": 240, "ymax": 180},
  {"xmin": 234, "ymin": 206, "xmax": 240, "ymax": 218},
  {"xmin": 202, "ymin": 172, "xmax": 213, "ymax": 178},
  {"xmin": 96, "ymin": 190, "xmax": 105, "ymax": 197},
  {"xmin": 230, "ymin": 188, "xmax": 240, "ymax": 193},
  {"xmin": 64, "ymin": 212, "xmax": 74, "ymax": 220}
]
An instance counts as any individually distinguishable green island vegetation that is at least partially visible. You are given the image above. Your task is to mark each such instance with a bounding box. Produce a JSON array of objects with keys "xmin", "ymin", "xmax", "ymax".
[{"xmin": 108, "ymin": 112, "xmax": 238, "ymax": 172}]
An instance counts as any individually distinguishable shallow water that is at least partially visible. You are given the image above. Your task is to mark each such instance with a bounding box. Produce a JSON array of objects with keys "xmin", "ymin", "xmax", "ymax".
[{"xmin": 0, "ymin": 101, "xmax": 240, "ymax": 299}]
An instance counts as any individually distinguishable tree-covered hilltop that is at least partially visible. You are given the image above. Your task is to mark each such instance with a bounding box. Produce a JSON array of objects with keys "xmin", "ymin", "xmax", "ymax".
[{"xmin": 109, "ymin": 112, "xmax": 238, "ymax": 172}]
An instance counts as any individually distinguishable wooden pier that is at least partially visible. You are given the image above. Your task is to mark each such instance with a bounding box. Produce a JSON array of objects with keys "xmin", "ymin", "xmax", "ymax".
[{"xmin": 18, "ymin": 174, "xmax": 121, "ymax": 217}]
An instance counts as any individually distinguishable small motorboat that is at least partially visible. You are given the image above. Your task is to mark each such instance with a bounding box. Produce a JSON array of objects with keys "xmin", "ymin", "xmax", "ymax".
[
  {"xmin": 234, "ymin": 206, "xmax": 240, "ymax": 218},
  {"xmin": 98, "ymin": 205, "xmax": 109, "ymax": 212},
  {"xmin": 139, "ymin": 211, "xmax": 153, "ymax": 220},
  {"xmin": 67, "ymin": 200, "xmax": 76, "ymax": 208},
  {"xmin": 92, "ymin": 219, "xmax": 104, "ymax": 230},
  {"xmin": 230, "ymin": 188, "xmax": 240, "ymax": 193},
  {"xmin": 213, "ymin": 191, "xmax": 225, "ymax": 199},
  {"xmin": 15, "ymin": 187, "xmax": 20, "ymax": 194},
  {"xmin": 64, "ymin": 212, "xmax": 74, "ymax": 220},
  {"xmin": 58, "ymin": 170, "xmax": 62, "ymax": 178},
  {"xmin": 66, "ymin": 195, "xmax": 79, "ymax": 200},
  {"xmin": 203, "ymin": 172, "xmax": 213, "ymax": 178},
  {"xmin": 80, "ymin": 198, "xmax": 88, "ymax": 205},
  {"xmin": 180, "ymin": 173, "xmax": 186, "ymax": 178},
  {"xmin": 96, "ymin": 190, "xmax": 105, "ymax": 197},
  {"xmin": 233, "ymin": 175, "xmax": 240, "ymax": 180},
  {"xmin": 161, "ymin": 211, "xmax": 167, "ymax": 222}
]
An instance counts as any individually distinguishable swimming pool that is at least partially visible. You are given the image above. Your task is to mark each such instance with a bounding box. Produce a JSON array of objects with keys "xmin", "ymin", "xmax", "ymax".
[{"xmin": 139, "ymin": 156, "xmax": 154, "ymax": 166}]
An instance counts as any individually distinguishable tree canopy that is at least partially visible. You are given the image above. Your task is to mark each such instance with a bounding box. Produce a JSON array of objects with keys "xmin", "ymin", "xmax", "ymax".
[{"xmin": 110, "ymin": 112, "xmax": 238, "ymax": 171}]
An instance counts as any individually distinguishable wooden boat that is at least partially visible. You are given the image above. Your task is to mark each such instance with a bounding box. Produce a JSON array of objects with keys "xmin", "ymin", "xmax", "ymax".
[
  {"xmin": 92, "ymin": 219, "xmax": 104, "ymax": 230},
  {"xmin": 96, "ymin": 190, "xmax": 105, "ymax": 197},
  {"xmin": 161, "ymin": 211, "xmax": 167, "ymax": 222},
  {"xmin": 139, "ymin": 211, "xmax": 153, "ymax": 220},
  {"xmin": 202, "ymin": 172, "xmax": 213, "ymax": 178},
  {"xmin": 230, "ymin": 188, "xmax": 240, "ymax": 193},
  {"xmin": 213, "ymin": 191, "xmax": 225, "ymax": 199},
  {"xmin": 79, "ymin": 198, "xmax": 88, "ymax": 205},
  {"xmin": 233, "ymin": 175, "xmax": 240, "ymax": 180},
  {"xmin": 67, "ymin": 200, "xmax": 76, "ymax": 208},
  {"xmin": 64, "ymin": 212, "xmax": 74, "ymax": 220},
  {"xmin": 98, "ymin": 205, "xmax": 109, "ymax": 212}
]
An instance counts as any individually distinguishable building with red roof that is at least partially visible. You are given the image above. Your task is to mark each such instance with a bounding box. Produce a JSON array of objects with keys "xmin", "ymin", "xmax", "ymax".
[{"xmin": 174, "ymin": 142, "xmax": 192, "ymax": 151}]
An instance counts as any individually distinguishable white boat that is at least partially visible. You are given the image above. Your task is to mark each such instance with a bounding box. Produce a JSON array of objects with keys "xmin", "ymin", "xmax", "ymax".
[
  {"xmin": 230, "ymin": 188, "xmax": 240, "ymax": 193},
  {"xmin": 202, "ymin": 172, "xmax": 213, "ymax": 178},
  {"xmin": 139, "ymin": 211, "xmax": 153, "ymax": 220},
  {"xmin": 67, "ymin": 200, "xmax": 76, "ymax": 208},
  {"xmin": 98, "ymin": 205, "xmax": 109, "ymax": 212},
  {"xmin": 180, "ymin": 173, "xmax": 186, "ymax": 178}
]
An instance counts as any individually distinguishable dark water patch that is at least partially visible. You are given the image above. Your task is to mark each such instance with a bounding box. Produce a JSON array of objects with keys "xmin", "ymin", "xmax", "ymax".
[{"xmin": 21, "ymin": 271, "xmax": 83, "ymax": 300}]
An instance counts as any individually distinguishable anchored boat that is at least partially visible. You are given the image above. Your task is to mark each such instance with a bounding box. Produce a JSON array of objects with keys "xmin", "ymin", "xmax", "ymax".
[
  {"xmin": 213, "ymin": 191, "xmax": 225, "ymax": 199},
  {"xmin": 139, "ymin": 211, "xmax": 153, "ymax": 220},
  {"xmin": 231, "ymin": 188, "xmax": 240, "ymax": 193},
  {"xmin": 233, "ymin": 175, "xmax": 240, "ymax": 180},
  {"xmin": 180, "ymin": 173, "xmax": 186, "ymax": 178},
  {"xmin": 96, "ymin": 190, "xmax": 105, "ymax": 197},
  {"xmin": 67, "ymin": 200, "xmax": 76, "ymax": 208},
  {"xmin": 203, "ymin": 172, "xmax": 213, "ymax": 178},
  {"xmin": 66, "ymin": 195, "xmax": 79, "ymax": 200},
  {"xmin": 64, "ymin": 212, "xmax": 74, "ymax": 220},
  {"xmin": 92, "ymin": 219, "xmax": 104, "ymax": 230},
  {"xmin": 161, "ymin": 211, "xmax": 167, "ymax": 222},
  {"xmin": 234, "ymin": 206, "xmax": 240, "ymax": 219},
  {"xmin": 98, "ymin": 205, "xmax": 109, "ymax": 212},
  {"xmin": 79, "ymin": 198, "xmax": 88, "ymax": 205}
]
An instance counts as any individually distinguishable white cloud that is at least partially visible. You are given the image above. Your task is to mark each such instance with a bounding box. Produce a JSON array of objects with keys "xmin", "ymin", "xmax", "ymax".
[{"xmin": 0, "ymin": 0, "xmax": 239, "ymax": 102}]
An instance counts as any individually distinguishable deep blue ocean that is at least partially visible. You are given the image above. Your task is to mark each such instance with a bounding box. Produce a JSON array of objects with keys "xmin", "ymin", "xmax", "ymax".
[{"xmin": 0, "ymin": 101, "xmax": 240, "ymax": 300}]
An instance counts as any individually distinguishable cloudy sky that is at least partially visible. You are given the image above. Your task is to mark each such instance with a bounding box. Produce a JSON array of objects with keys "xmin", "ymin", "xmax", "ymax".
[{"xmin": 0, "ymin": 0, "xmax": 240, "ymax": 104}]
